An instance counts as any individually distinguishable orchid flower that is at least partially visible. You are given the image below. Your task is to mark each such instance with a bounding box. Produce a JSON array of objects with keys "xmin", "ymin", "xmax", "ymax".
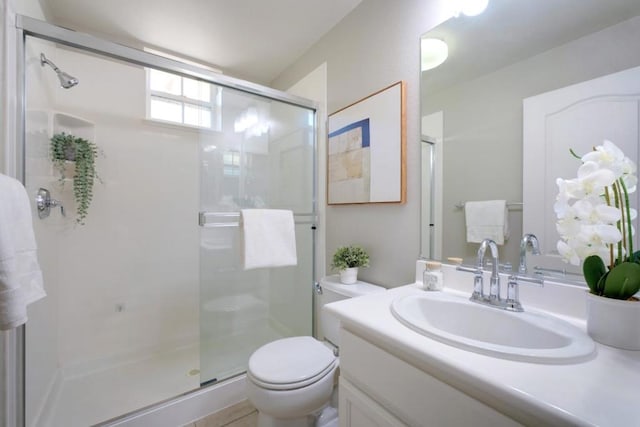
[{"xmin": 556, "ymin": 140, "xmax": 637, "ymax": 269}]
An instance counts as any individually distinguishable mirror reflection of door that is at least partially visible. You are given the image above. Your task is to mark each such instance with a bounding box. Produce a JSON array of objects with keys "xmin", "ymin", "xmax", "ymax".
[
  {"xmin": 523, "ymin": 65, "xmax": 640, "ymax": 276},
  {"xmin": 421, "ymin": 111, "xmax": 443, "ymax": 260}
]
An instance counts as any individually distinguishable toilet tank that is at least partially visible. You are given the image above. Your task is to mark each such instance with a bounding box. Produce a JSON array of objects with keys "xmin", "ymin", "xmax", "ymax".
[{"xmin": 319, "ymin": 275, "xmax": 385, "ymax": 346}]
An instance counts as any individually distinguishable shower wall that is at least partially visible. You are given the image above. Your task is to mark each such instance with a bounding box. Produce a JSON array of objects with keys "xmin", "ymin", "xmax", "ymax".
[
  {"xmin": 25, "ymin": 39, "xmax": 201, "ymax": 424},
  {"xmin": 39, "ymin": 45, "xmax": 199, "ymax": 364},
  {"xmin": 48, "ymin": 46, "xmax": 200, "ymax": 367}
]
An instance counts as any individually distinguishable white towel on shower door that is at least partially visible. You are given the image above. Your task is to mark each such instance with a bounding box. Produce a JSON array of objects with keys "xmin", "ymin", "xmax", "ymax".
[
  {"xmin": 241, "ymin": 209, "xmax": 297, "ymax": 270},
  {"xmin": 0, "ymin": 174, "xmax": 45, "ymax": 331},
  {"xmin": 464, "ymin": 200, "xmax": 509, "ymax": 245}
]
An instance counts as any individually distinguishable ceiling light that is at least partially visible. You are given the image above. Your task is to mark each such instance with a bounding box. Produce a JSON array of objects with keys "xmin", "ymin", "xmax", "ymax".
[{"xmin": 421, "ymin": 38, "xmax": 448, "ymax": 71}]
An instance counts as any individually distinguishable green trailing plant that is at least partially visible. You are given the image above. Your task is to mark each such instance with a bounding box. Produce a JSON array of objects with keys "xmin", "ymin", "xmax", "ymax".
[
  {"xmin": 50, "ymin": 132, "xmax": 100, "ymax": 225},
  {"xmin": 331, "ymin": 245, "xmax": 370, "ymax": 271}
]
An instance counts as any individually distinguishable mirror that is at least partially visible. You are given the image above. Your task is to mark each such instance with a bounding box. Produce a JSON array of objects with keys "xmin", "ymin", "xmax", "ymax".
[{"xmin": 420, "ymin": 0, "xmax": 640, "ymax": 276}]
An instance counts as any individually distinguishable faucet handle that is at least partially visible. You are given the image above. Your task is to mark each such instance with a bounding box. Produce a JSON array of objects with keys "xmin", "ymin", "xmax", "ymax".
[
  {"xmin": 456, "ymin": 265, "xmax": 485, "ymax": 300},
  {"xmin": 473, "ymin": 271, "xmax": 484, "ymax": 300},
  {"xmin": 456, "ymin": 265, "xmax": 479, "ymax": 274},
  {"xmin": 505, "ymin": 274, "xmax": 544, "ymax": 312},
  {"xmin": 513, "ymin": 273, "xmax": 544, "ymax": 286}
]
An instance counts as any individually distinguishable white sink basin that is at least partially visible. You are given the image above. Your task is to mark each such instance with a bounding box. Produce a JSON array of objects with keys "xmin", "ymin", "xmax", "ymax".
[{"xmin": 390, "ymin": 292, "xmax": 595, "ymax": 363}]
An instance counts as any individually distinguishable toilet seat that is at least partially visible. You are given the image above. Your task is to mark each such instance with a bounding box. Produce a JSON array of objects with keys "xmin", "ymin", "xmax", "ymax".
[{"xmin": 248, "ymin": 336, "xmax": 337, "ymax": 391}]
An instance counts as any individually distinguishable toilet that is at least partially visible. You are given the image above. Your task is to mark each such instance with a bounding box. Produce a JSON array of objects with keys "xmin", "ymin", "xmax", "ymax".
[{"xmin": 246, "ymin": 275, "xmax": 385, "ymax": 427}]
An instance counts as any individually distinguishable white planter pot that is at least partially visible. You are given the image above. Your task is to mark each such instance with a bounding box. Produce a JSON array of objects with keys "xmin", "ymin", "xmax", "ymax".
[
  {"xmin": 586, "ymin": 292, "xmax": 640, "ymax": 350},
  {"xmin": 339, "ymin": 267, "xmax": 358, "ymax": 285}
]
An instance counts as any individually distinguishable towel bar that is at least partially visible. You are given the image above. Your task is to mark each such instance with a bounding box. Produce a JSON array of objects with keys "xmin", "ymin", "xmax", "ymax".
[
  {"xmin": 455, "ymin": 201, "xmax": 523, "ymax": 210},
  {"xmin": 198, "ymin": 211, "xmax": 317, "ymax": 228}
]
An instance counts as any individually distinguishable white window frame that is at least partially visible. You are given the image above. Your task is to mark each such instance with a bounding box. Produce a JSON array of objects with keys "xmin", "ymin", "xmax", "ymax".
[
  {"xmin": 144, "ymin": 48, "xmax": 223, "ymax": 131},
  {"xmin": 146, "ymin": 68, "xmax": 222, "ymax": 131}
]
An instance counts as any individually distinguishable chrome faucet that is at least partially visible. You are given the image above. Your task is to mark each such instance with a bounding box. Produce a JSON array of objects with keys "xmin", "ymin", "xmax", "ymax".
[
  {"xmin": 472, "ymin": 239, "xmax": 501, "ymax": 303},
  {"xmin": 457, "ymin": 237, "xmax": 544, "ymax": 312},
  {"xmin": 518, "ymin": 233, "xmax": 541, "ymax": 274},
  {"xmin": 505, "ymin": 272, "xmax": 544, "ymax": 312}
]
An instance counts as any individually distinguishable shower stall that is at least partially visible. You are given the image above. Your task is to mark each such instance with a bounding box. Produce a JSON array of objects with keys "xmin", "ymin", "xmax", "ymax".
[{"xmin": 11, "ymin": 16, "xmax": 317, "ymax": 427}]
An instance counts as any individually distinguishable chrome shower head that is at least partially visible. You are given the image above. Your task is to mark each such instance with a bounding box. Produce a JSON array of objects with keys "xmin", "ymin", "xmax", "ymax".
[
  {"xmin": 56, "ymin": 71, "xmax": 79, "ymax": 89},
  {"xmin": 40, "ymin": 53, "xmax": 79, "ymax": 89}
]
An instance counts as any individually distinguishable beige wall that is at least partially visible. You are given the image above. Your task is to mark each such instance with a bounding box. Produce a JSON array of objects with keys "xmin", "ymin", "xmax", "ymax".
[
  {"xmin": 17, "ymin": 0, "xmax": 46, "ymax": 19},
  {"xmin": 273, "ymin": 0, "xmax": 450, "ymax": 286}
]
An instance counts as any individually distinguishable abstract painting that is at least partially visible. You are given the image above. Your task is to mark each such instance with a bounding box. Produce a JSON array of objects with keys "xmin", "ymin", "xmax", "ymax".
[{"xmin": 327, "ymin": 81, "xmax": 405, "ymax": 204}]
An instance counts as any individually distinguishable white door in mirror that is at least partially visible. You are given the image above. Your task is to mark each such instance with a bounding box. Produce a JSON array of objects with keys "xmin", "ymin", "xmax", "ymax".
[{"xmin": 523, "ymin": 65, "xmax": 640, "ymax": 274}]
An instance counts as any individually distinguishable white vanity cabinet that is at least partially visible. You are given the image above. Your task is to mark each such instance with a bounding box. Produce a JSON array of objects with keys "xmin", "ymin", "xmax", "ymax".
[
  {"xmin": 339, "ymin": 378, "xmax": 405, "ymax": 427},
  {"xmin": 338, "ymin": 328, "xmax": 521, "ymax": 427},
  {"xmin": 326, "ymin": 280, "xmax": 640, "ymax": 427}
]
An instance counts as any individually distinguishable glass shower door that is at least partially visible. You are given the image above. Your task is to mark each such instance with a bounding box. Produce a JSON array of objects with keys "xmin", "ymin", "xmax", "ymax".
[
  {"xmin": 198, "ymin": 89, "xmax": 316, "ymax": 384},
  {"xmin": 21, "ymin": 27, "xmax": 316, "ymax": 426}
]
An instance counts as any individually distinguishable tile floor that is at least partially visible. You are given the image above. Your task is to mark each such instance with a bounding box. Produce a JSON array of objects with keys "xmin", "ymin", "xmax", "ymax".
[{"xmin": 188, "ymin": 400, "xmax": 257, "ymax": 427}]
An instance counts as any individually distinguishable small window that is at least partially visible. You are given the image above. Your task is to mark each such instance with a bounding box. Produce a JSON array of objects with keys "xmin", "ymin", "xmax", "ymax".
[{"xmin": 147, "ymin": 68, "xmax": 220, "ymax": 130}]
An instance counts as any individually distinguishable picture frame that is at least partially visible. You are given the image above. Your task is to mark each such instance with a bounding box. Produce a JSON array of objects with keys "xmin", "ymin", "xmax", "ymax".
[{"xmin": 327, "ymin": 81, "xmax": 406, "ymax": 205}]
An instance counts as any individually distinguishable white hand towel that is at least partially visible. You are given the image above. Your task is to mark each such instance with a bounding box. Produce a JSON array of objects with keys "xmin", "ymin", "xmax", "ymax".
[
  {"xmin": 464, "ymin": 200, "xmax": 510, "ymax": 245},
  {"xmin": 241, "ymin": 209, "xmax": 297, "ymax": 270},
  {"xmin": 0, "ymin": 174, "xmax": 45, "ymax": 331}
]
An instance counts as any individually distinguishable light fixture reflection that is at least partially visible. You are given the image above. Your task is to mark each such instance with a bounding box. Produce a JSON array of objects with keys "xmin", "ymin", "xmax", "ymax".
[
  {"xmin": 234, "ymin": 107, "xmax": 270, "ymax": 137},
  {"xmin": 451, "ymin": 0, "xmax": 489, "ymax": 17},
  {"xmin": 421, "ymin": 38, "xmax": 449, "ymax": 71}
]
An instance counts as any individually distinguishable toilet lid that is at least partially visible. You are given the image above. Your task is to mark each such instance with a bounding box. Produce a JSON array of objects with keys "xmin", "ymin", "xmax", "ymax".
[{"xmin": 248, "ymin": 336, "xmax": 336, "ymax": 389}]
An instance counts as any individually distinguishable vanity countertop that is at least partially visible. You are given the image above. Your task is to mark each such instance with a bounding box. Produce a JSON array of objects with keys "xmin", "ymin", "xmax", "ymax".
[{"xmin": 325, "ymin": 283, "xmax": 640, "ymax": 427}]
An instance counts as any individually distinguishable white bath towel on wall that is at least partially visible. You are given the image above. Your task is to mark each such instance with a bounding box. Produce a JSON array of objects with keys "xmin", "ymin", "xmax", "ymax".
[
  {"xmin": 0, "ymin": 174, "xmax": 45, "ymax": 331},
  {"xmin": 464, "ymin": 200, "xmax": 509, "ymax": 245},
  {"xmin": 241, "ymin": 209, "xmax": 297, "ymax": 270}
]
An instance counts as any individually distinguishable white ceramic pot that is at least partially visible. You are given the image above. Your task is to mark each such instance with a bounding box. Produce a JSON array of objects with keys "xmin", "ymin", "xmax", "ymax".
[
  {"xmin": 586, "ymin": 292, "xmax": 640, "ymax": 350},
  {"xmin": 339, "ymin": 267, "xmax": 358, "ymax": 285}
]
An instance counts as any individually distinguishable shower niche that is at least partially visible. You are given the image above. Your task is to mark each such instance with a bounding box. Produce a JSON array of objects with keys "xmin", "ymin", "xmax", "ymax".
[
  {"xmin": 26, "ymin": 110, "xmax": 95, "ymax": 225},
  {"xmin": 26, "ymin": 110, "xmax": 95, "ymax": 182},
  {"xmin": 52, "ymin": 112, "xmax": 94, "ymax": 141}
]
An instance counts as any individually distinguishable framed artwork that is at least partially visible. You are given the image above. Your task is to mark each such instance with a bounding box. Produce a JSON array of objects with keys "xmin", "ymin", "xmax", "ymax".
[{"xmin": 327, "ymin": 81, "xmax": 406, "ymax": 205}]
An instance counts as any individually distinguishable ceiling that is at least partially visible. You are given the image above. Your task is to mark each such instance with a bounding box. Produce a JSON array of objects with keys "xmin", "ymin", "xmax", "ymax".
[
  {"xmin": 40, "ymin": 0, "xmax": 363, "ymax": 85},
  {"xmin": 422, "ymin": 0, "xmax": 640, "ymax": 94}
]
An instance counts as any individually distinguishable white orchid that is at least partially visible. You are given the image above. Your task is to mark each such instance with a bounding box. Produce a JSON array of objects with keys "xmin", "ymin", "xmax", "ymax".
[
  {"xmin": 557, "ymin": 240, "xmax": 580, "ymax": 266},
  {"xmin": 574, "ymin": 161, "xmax": 617, "ymax": 199},
  {"xmin": 582, "ymin": 139, "xmax": 638, "ymax": 193},
  {"xmin": 582, "ymin": 140, "xmax": 626, "ymax": 175},
  {"xmin": 556, "ymin": 140, "xmax": 637, "ymax": 268}
]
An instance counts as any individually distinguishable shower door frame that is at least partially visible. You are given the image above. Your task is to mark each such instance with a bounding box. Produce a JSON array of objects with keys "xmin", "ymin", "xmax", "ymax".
[{"xmin": 10, "ymin": 14, "xmax": 319, "ymax": 426}]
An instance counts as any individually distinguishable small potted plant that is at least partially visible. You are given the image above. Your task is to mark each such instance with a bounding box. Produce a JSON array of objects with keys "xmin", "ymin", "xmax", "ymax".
[
  {"xmin": 331, "ymin": 245, "xmax": 370, "ymax": 284},
  {"xmin": 50, "ymin": 132, "xmax": 100, "ymax": 225},
  {"xmin": 556, "ymin": 140, "xmax": 640, "ymax": 349}
]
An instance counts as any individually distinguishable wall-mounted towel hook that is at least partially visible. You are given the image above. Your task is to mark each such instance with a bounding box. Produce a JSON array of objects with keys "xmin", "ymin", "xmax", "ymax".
[{"xmin": 35, "ymin": 187, "xmax": 64, "ymax": 219}]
